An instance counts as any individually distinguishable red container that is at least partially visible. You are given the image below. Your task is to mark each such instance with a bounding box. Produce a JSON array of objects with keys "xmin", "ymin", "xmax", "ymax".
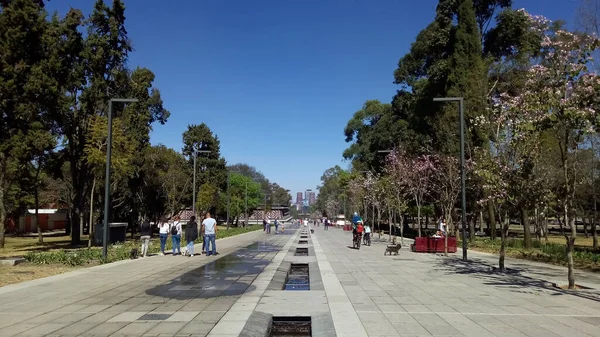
[{"xmin": 411, "ymin": 237, "xmax": 457, "ymax": 253}]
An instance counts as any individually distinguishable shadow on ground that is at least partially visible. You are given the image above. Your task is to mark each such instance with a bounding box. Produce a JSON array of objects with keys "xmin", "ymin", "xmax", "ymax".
[
  {"xmin": 433, "ymin": 256, "xmax": 600, "ymax": 303},
  {"xmin": 145, "ymin": 227, "xmax": 297, "ymax": 300}
]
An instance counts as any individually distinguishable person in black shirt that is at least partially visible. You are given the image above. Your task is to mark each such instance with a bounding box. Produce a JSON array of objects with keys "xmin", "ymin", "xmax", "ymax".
[{"xmin": 185, "ymin": 216, "xmax": 199, "ymax": 257}]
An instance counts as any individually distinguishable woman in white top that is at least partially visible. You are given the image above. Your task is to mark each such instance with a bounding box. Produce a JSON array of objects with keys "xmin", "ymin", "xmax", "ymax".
[
  {"xmin": 158, "ymin": 220, "xmax": 169, "ymax": 255},
  {"xmin": 363, "ymin": 224, "xmax": 372, "ymax": 246},
  {"xmin": 170, "ymin": 219, "xmax": 182, "ymax": 255},
  {"xmin": 438, "ymin": 217, "xmax": 446, "ymax": 236}
]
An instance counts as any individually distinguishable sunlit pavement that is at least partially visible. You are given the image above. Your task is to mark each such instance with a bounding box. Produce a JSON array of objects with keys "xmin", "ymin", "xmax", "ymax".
[
  {"xmin": 0, "ymin": 228, "xmax": 295, "ymax": 337},
  {"xmin": 312, "ymin": 226, "xmax": 600, "ymax": 337},
  {"xmin": 1, "ymin": 224, "xmax": 600, "ymax": 336}
]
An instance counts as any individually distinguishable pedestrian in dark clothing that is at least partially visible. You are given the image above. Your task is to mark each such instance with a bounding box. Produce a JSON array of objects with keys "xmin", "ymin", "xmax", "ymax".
[
  {"xmin": 140, "ymin": 219, "xmax": 152, "ymax": 257},
  {"xmin": 185, "ymin": 216, "xmax": 199, "ymax": 257}
]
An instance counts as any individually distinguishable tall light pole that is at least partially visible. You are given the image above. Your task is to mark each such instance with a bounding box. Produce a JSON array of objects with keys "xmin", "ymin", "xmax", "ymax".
[
  {"xmin": 434, "ymin": 97, "xmax": 467, "ymax": 261},
  {"xmin": 103, "ymin": 98, "xmax": 139, "ymax": 259},
  {"xmin": 226, "ymin": 171, "xmax": 231, "ymax": 229},
  {"xmin": 193, "ymin": 149, "xmax": 211, "ymax": 218}
]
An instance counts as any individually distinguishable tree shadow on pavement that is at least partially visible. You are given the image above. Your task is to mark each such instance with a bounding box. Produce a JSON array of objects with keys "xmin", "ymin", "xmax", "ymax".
[
  {"xmin": 433, "ymin": 256, "xmax": 600, "ymax": 303},
  {"xmin": 145, "ymin": 241, "xmax": 283, "ymax": 300}
]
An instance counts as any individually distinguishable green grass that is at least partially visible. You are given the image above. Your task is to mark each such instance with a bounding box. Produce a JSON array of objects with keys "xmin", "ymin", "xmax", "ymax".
[
  {"xmin": 466, "ymin": 237, "xmax": 600, "ymax": 271},
  {"xmin": 23, "ymin": 225, "xmax": 263, "ymax": 266}
]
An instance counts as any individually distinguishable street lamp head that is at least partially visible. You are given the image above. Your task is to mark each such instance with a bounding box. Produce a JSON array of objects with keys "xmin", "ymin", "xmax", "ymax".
[
  {"xmin": 377, "ymin": 150, "xmax": 392, "ymax": 153},
  {"xmin": 433, "ymin": 97, "xmax": 463, "ymax": 102},
  {"xmin": 110, "ymin": 98, "xmax": 139, "ymax": 103}
]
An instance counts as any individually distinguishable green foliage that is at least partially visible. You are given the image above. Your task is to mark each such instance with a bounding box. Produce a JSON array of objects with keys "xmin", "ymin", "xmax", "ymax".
[
  {"xmin": 470, "ymin": 238, "xmax": 600, "ymax": 268},
  {"xmin": 0, "ymin": 0, "xmax": 290, "ymax": 251},
  {"xmin": 197, "ymin": 182, "xmax": 219, "ymax": 216},
  {"xmin": 221, "ymin": 172, "xmax": 262, "ymax": 221},
  {"xmin": 84, "ymin": 115, "xmax": 135, "ymax": 179},
  {"xmin": 315, "ymin": 166, "xmax": 350, "ymax": 216},
  {"xmin": 442, "ymin": 0, "xmax": 488, "ymax": 154}
]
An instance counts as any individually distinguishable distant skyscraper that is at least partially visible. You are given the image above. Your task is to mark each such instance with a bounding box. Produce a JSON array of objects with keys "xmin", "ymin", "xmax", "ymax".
[
  {"xmin": 296, "ymin": 192, "xmax": 303, "ymax": 212},
  {"xmin": 309, "ymin": 192, "xmax": 316, "ymax": 205}
]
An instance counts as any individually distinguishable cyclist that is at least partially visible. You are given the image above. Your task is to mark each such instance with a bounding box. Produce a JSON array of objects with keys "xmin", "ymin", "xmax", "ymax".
[
  {"xmin": 351, "ymin": 212, "xmax": 361, "ymax": 243},
  {"xmin": 363, "ymin": 222, "xmax": 371, "ymax": 246},
  {"xmin": 355, "ymin": 220, "xmax": 364, "ymax": 249}
]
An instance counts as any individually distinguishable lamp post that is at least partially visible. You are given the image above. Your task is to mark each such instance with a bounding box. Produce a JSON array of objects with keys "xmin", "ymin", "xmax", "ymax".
[
  {"xmin": 102, "ymin": 98, "xmax": 139, "ymax": 259},
  {"xmin": 245, "ymin": 180, "xmax": 248, "ymax": 227},
  {"xmin": 226, "ymin": 170, "xmax": 231, "ymax": 229},
  {"xmin": 433, "ymin": 97, "xmax": 467, "ymax": 261},
  {"xmin": 193, "ymin": 149, "xmax": 211, "ymax": 218}
]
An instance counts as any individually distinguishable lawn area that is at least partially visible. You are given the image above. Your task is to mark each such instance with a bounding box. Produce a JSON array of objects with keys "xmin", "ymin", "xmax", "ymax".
[
  {"xmin": 0, "ymin": 234, "xmax": 91, "ymax": 258},
  {"xmin": 0, "ymin": 225, "xmax": 263, "ymax": 287},
  {"xmin": 0, "ymin": 264, "xmax": 82, "ymax": 288},
  {"xmin": 467, "ymin": 235, "xmax": 600, "ymax": 272}
]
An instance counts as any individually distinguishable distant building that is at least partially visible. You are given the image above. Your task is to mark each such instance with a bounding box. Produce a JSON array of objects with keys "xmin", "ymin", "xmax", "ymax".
[
  {"xmin": 296, "ymin": 192, "xmax": 303, "ymax": 205},
  {"xmin": 309, "ymin": 192, "xmax": 316, "ymax": 205}
]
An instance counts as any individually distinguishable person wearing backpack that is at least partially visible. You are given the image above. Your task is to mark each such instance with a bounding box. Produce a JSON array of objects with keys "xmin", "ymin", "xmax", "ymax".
[
  {"xmin": 139, "ymin": 218, "xmax": 152, "ymax": 258},
  {"xmin": 170, "ymin": 219, "xmax": 182, "ymax": 255}
]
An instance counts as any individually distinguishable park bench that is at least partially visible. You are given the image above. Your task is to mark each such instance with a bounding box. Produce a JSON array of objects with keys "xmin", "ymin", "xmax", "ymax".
[{"xmin": 410, "ymin": 236, "xmax": 457, "ymax": 253}]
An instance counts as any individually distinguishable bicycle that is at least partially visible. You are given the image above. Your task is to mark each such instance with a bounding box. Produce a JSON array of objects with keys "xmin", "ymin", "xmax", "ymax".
[
  {"xmin": 353, "ymin": 232, "xmax": 362, "ymax": 249},
  {"xmin": 363, "ymin": 232, "xmax": 371, "ymax": 246}
]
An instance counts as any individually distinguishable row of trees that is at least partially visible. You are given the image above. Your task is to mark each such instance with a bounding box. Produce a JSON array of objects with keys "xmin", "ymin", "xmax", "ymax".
[
  {"xmin": 0, "ymin": 0, "xmax": 290, "ymax": 248},
  {"xmin": 317, "ymin": 0, "xmax": 600, "ymax": 289}
]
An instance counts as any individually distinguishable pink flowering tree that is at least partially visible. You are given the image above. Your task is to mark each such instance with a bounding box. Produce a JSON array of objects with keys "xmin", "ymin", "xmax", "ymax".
[
  {"xmin": 386, "ymin": 150, "xmax": 435, "ymax": 237},
  {"xmin": 362, "ymin": 171, "xmax": 378, "ymax": 229},
  {"xmin": 384, "ymin": 152, "xmax": 409, "ymax": 243},
  {"xmin": 346, "ymin": 174, "xmax": 367, "ymax": 221},
  {"xmin": 491, "ymin": 10, "xmax": 600, "ymax": 285}
]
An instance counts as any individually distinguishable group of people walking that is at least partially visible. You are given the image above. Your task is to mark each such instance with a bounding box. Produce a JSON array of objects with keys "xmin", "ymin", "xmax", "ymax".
[
  {"xmin": 263, "ymin": 218, "xmax": 283, "ymax": 233},
  {"xmin": 138, "ymin": 212, "xmax": 218, "ymax": 258}
]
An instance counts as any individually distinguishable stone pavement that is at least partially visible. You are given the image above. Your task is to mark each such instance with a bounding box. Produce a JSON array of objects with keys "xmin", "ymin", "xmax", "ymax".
[
  {"xmin": 0, "ymin": 228, "xmax": 296, "ymax": 337},
  {"xmin": 312, "ymin": 227, "xmax": 600, "ymax": 337},
  {"xmin": 2, "ymin": 224, "xmax": 600, "ymax": 337}
]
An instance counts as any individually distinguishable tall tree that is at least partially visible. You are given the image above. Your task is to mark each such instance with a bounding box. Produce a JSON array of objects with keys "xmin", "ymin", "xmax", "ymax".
[
  {"xmin": 54, "ymin": 0, "xmax": 133, "ymax": 244},
  {"xmin": 442, "ymin": 0, "xmax": 488, "ymax": 155},
  {"xmin": 182, "ymin": 123, "xmax": 227, "ymax": 212},
  {"xmin": 0, "ymin": 0, "xmax": 60, "ymax": 248}
]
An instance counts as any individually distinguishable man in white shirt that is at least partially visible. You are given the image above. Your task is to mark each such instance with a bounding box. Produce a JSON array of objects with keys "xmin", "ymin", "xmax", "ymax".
[{"xmin": 202, "ymin": 212, "xmax": 218, "ymax": 256}]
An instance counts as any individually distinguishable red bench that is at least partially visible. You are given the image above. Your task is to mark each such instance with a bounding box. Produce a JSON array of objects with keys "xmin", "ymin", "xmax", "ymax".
[{"xmin": 410, "ymin": 237, "xmax": 457, "ymax": 253}]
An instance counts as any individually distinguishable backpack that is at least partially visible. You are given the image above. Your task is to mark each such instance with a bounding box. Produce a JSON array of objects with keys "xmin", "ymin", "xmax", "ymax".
[{"xmin": 171, "ymin": 223, "xmax": 178, "ymax": 235}]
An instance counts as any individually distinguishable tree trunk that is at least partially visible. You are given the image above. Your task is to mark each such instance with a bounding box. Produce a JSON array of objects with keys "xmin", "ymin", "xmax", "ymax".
[
  {"xmin": 584, "ymin": 217, "xmax": 589, "ymax": 238},
  {"xmin": 593, "ymin": 218, "xmax": 598, "ymax": 249},
  {"xmin": 487, "ymin": 200, "xmax": 496, "ymax": 240},
  {"xmin": 88, "ymin": 178, "xmax": 96, "ymax": 248},
  {"xmin": 400, "ymin": 213, "xmax": 405, "ymax": 244},
  {"xmin": 0, "ymin": 165, "xmax": 5, "ymax": 248},
  {"xmin": 499, "ymin": 214, "xmax": 509, "ymax": 271},
  {"xmin": 543, "ymin": 213, "xmax": 548, "ymax": 241},
  {"xmin": 566, "ymin": 232, "xmax": 576, "ymax": 289},
  {"xmin": 479, "ymin": 211, "xmax": 484, "ymax": 233},
  {"xmin": 35, "ymin": 185, "xmax": 42, "ymax": 243},
  {"xmin": 417, "ymin": 205, "xmax": 422, "ymax": 237},
  {"xmin": 444, "ymin": 216, "xmax": 449, "ymax": 257},
  {"xmin": 469, "ymin": 213, "xmax": 476, "ymax": 241},
  {"xmin": 521, "ymin": 207, "xmax": 531, "ymax": 249},
  {"xmin": 388, "ymin": 206, "xmax": 393, "ymax": 243}
]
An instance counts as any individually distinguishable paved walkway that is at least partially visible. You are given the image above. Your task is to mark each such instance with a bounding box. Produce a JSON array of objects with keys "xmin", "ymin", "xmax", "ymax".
[
  {"xmin": 0, "ymin": 229, "xmax": 295, "ymax": 337},
  {"xmin": 313, "ymin": 227, "xmax": 600, "ymax": 337},
  {"xmin": 1, "ymin": 225, "xmax": 600, "ymax": 336}
]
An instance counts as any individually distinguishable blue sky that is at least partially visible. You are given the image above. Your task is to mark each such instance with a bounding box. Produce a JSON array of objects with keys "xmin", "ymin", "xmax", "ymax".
[{"xmin": 47, "ymin": 0, "xmax": 581, "ymax": 198}]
